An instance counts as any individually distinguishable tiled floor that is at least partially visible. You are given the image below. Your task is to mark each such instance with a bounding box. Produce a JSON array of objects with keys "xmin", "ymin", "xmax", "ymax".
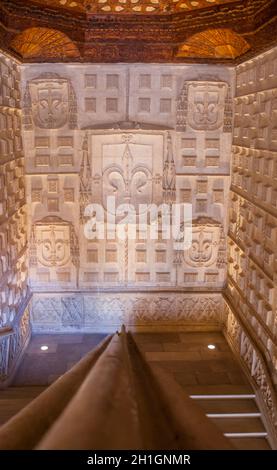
[
  {"xmin": 13, "ymin": 331, "xmax": 247, "ymax": 388},
  {"xmin": 13, "ymin": 334, "xmax": 106, "ymax": 386},
  {"xmin": 133, "ymin": 331, "xmax": 250, "ymax": 392}
]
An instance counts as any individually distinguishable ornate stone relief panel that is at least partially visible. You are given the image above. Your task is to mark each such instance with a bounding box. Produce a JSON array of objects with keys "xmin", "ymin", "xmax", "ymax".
[
  {"xmin": 78, "ymin": 130, "xmax": 171, "ymax": 287},
  {"xmin": 29, "ymin": 216, "xmax": 79, "ymax": 288},
  {"xmin": 35, "ymin": 221, "xmax": 70, "ymax": 267},
  {"xmin": 31, "ymin": 292, "xmax": 224, "ymax": 332},
  {"xmin": 175, "ymin": 78, "xmax": 232, "ymax": 177},
  {"xmin": 187, "ymin": 82, "xmax": 227, "ymax": 131},
  {"xmin": 23, "ymin": 73, "xmax": 77, "ymax": 130},
  {"xmin": 177, "ymin": 79, "xmax": 232, "ymax": 133},
  {"xmin": 90, "ymin": 131, "xmax": 163, "ymax": 210},
  {"xmin": 20, "ymin": 64, "xmax": 233, "ymax": 327},
  {"xmin": 183, "ymin": 218, "xmax": 225, "ymax": 268}
]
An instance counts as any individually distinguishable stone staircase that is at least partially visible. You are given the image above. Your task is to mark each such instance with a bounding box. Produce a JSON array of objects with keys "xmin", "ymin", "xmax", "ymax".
[
  {"xmin": 188, "ymin": 386, "xmax": 270, "ymax": 449},
  {"xmin": 136, "ymin": 332, "xmax": 272, "ymax": 450},
  {"xmin": 0, "ymin": 383, "xmax": 270, "ymax": 450}
]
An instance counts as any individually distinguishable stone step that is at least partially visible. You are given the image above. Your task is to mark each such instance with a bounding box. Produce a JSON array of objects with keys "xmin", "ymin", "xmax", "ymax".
[
  {"xmin": 183, "ymin": 384, "xmax": 253, "ymax": 395},
  {"xmin": 210, "ymin": 417, "xmax": 265, "ymax": 434},
  {"xmin": 192, "ymin": 397, "xmax": 259, "ymax": 414},
  {"xmin": 230, "ymin": 437, "xmax": 271, "ymax": 450},
  {"xmin": 190, "ymin": 392, "xmax": 270, "ymax": 449}
]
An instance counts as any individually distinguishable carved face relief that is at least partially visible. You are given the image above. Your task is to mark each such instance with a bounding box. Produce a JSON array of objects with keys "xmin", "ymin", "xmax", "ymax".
[
  {"xmin": 36, "ymin": 225, "xmax": 71, "ymax": 267},
  {"xmin": 29, "ymin": 78, "xmax": 69, "ymax": 129},
  {"xmin": 187, "ymin": 82, "xmax": 227, "ymax": 130},
  {"xmin": 184, "ymin": 225, "xmax": 221, "ymax": 267}
]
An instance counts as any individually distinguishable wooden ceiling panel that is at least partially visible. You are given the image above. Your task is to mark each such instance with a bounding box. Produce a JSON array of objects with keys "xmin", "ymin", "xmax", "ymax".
[
  {"xmin": 0, "ymin": 0, "xmax": 276, "ymax": 63},
  {"xmin": 11, "ymin": 28, "xmax": 80, "ymax": 60},
  {"xmin": 177, "ymin": 29, "xmax": 250, "ymax": 59},
  {"xmin": 28, "ymin": 0, "xmax": 242, "ymax": 14}
]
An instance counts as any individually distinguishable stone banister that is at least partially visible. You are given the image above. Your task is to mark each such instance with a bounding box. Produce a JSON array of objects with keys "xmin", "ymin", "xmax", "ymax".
[
  {"xmin": 0, "ymin": 335, "xmax": 113, "ymax": 450},
  {"xmin": 0, "ymin": 327, "xmax": 232, "ymax": 450}
]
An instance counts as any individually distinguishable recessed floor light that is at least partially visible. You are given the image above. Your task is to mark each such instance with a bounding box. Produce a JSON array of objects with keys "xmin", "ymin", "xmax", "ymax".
[
  {"xmin": 40, "ymin": 345, "xmax": 49, "ymax": 351},
  {"xmin": 208, "ymin": 344, "xmax": 216, "ymax": 350}
]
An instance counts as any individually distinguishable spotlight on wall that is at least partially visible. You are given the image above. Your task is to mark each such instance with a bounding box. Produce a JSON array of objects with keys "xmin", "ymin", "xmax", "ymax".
[
  {"xmin": 40, "ymin": 345, "xmax": 49, "ymax": 351},
  {"xmin": 208, "ymin": 344, "xmax": 216, "ymax": 350}
]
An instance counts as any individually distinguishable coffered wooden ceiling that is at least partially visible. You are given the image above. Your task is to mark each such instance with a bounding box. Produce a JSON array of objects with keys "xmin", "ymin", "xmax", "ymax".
[
  {"xmin": 0, "ymin": 0, "xmax": 276, "ymax": 63},
  {"xmin": 21, "ymin": 0, "xmax": 242, "ymax": 14}
]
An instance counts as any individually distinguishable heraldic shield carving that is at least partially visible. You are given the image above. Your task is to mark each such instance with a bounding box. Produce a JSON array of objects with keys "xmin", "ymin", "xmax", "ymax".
[
  {"xmin": 31, "ymin": 216, "xmax": 79, "ymax": 268},
  {"xmin": 176, "ymin": 78, "xmax": 231, "ymax": 132},
  {"xmin": 23, "ymin": 73, "xmax": 77, "ymax": 130},
  {"xmin": 187, "ymin": 81, "xmax": 227, "ymax": 131},
  {"xmin": 183, "ymin": 217, "xmax": 226, "ymax": 268}
]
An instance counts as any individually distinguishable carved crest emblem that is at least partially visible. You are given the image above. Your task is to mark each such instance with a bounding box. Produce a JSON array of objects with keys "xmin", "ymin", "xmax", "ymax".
[
  {"xmin": 32, "ymin": 216, "xmax": 79, "ymax": 268},
  {"xmin": 24, "ymin": 73, "xmax": 77, "ymax": 130},
  {"xmin": 183, "ymin": 218, "xmax": 225, "ymax": 268},
  {"xmin": 36, "ymin": 225, "xmax": 70, "ymax": 267},
  {"xmin": 187, "ymin": 81, "xmax": 227, "ymax": 130},
  {"xmin": 176, "ymin": 78, "xmax": 231, "ymax": 132}
]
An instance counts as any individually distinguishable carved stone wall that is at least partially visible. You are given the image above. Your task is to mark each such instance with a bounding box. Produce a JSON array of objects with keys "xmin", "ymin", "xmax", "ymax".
[
  {"xmin": 228, "ymin": 47, "xmax": 277, "ymax": 377},
  {"xmin": 0, "ymin": 51, "xmax": 30, "ymax": 384},
  {"xmin": 21, "ymin": 64, "xmax": 233, "ymax": 322}
]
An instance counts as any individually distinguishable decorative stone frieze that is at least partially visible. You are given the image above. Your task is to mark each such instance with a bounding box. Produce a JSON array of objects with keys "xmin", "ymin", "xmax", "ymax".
[{"xmin": 31, "ymin": 292, "xmax": 224, "ymax": 332}]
